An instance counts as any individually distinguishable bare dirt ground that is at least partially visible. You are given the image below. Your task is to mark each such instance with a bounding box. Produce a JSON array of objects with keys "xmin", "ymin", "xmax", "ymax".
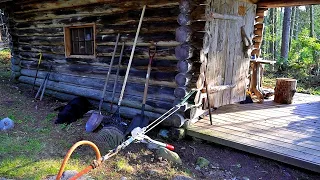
[{"xmin": 1, "ymin": 66, "xmax": 320, "ymax": 180}]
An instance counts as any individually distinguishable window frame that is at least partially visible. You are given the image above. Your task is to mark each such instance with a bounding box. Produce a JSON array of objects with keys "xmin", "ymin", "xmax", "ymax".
[{"xmin": 64, "ymin": 23, "xmax": 96, "ymax": 58}]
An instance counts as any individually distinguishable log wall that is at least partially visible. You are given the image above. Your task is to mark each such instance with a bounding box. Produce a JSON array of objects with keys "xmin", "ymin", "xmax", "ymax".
[{"xmin": 7, "ymin": 0, "xmax": 184, "ymax": 120}]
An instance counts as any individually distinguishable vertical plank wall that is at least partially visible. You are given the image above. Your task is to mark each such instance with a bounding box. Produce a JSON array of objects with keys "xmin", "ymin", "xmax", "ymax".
[
  {"xmin": 8, "ymin": 0, "xmax": 182, "ymax": 119},
  {"xmin": 205, "ymin": 0, "xmax": 256, "ymax": 107}
]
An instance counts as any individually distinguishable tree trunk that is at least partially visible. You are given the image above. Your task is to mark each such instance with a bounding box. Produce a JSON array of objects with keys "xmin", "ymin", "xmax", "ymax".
[
  {"xmin": 309, "ymin": 5, "xmax": 315, "ymax": 38},
  {"xmin": 280, "ymin": 7, "xmax": 292, "ymax": 67},
  {"xmin": 268, "ymin": 8, "xmax": 275, "ymax": 60},
  {"xmin": 289, "ymin": 7, "xmax": 296, "ymax": 50},
  {"xmin": 274, "ymin": 8, "xmax": 278, "ymax": 60},
  {"xmin": 294, "ymin": 8, "xmax": 300, "ymax": 40}
]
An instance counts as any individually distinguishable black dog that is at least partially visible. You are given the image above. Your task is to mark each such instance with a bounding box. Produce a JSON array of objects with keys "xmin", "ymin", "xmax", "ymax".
[{"xmin": 54, "ymin": 97, "xmax": 92, "ymax": 124}]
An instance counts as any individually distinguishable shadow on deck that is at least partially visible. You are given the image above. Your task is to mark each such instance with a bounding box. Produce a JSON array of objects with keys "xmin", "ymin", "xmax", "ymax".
[{"xmin": 186, "ymin": 93, "xmax": 320, "ymax": 173}]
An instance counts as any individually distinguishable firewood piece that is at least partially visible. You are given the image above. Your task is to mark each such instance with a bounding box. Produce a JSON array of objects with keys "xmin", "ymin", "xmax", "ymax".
[
  {"xmin": 175, "ymin": 43, "xmax": 194, "ymax": 61},
  {"xmin": 176, "ymin": 26, "xmax": 193, "ymax": 43},
  {"xmin": 274, "ymin": 78, "xmax": 297, "ymax": 104}
]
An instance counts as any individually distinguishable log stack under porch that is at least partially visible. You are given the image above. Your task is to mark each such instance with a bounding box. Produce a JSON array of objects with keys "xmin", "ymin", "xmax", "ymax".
[{"xmin": 8, "ymin": 0, "xmax": 199, "ymax": 120}]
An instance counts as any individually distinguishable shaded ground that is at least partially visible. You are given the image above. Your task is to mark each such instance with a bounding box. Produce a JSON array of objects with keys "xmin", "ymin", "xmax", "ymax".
[{"xmin": 0, "ymin": 66, "xmax": 320, "ymax": 180}]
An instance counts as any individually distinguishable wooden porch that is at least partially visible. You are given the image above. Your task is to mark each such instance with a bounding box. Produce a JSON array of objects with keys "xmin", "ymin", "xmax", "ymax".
[{"xmin": 186, "ymin": 93, "xmax": 320, "ymax": 173}]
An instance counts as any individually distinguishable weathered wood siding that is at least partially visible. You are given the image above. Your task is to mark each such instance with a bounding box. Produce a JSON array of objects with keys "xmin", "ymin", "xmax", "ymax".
[
  {"xmin": 205, "ymin": 0, "xmax": 256, "ymax": 107},
  {"xmin": 8, "ymin": 0, "xmax": 183, "ymax": 119}
]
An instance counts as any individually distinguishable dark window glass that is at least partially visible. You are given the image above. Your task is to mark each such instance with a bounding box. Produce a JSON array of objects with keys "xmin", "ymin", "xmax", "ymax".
[{"xmin": 70, "ymin": 27, "xmax": 94, "ymax": 55}]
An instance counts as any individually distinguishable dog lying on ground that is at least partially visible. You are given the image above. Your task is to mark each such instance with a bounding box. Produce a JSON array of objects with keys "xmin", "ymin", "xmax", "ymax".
[{"xmin": 54, "ymin": 97, "xmax": 92, "ymax": 124}]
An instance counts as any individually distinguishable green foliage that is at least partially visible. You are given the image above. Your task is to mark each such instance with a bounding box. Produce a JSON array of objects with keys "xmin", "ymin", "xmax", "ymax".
[
  {"xmin": 0, "ymin": 48, "xmax": 11, "ymax": 66},
  {"xmin": 288, "ymin": 29, "xmax": 320, "ymax": 84}
]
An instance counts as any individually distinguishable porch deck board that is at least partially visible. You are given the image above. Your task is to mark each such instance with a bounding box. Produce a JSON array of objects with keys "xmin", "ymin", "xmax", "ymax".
[{"xmin": 186, "ymin": 93, "xmax": 320, "ymax": 173}]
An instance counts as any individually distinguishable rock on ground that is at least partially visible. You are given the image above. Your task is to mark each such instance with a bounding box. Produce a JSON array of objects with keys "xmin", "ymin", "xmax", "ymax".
[
  {"xmin": 196, "ymin": 157, "xmax": 210, "ymax": 168},
  {"xmin": 156, "ymin": 147, "xmax": 182, "ymax": 164},
  {"xmin": 45, "ymin": 170, "xmax": 89, "ymax": 180}
]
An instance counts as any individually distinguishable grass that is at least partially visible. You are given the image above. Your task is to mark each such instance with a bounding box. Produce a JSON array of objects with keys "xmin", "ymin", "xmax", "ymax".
[
  {"xmin": 115, "ymin": 158, "xmax": 134, "ymax": 173},
  {"xmin": 0, "ymin": 48, "xmax": 10, "ymax": 67},
  {"xmin": 0, "ymin": 156, "xmax": 84, "ymax": 180},
  {"xmin": 263, "ymin": 74, "xmax": 320, "ymax": 95},
  {"xmin": 0, "ymin": 134, "xmax": 43, "ymax": 155}
]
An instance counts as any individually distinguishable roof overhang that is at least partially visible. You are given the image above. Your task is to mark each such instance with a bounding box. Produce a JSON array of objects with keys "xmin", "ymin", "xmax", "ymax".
[{"xmin": 257, "ymin": 0, "xmax": 320, "ymax": 8}]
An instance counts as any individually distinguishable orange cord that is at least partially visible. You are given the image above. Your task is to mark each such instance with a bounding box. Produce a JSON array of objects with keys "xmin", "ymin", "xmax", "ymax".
[{"xmin": 56, "ymin": 140, "xmax": 101, "ymax": 180}]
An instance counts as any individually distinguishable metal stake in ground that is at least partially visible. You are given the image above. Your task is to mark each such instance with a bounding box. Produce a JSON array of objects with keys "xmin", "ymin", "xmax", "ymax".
[{"xmin": 125, "ymin": 43, "xmax": 156, "ymax": 135}]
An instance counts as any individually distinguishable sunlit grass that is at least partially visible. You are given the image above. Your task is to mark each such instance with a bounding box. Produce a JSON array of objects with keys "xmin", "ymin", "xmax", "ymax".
[
  {"xmin": 115, "ymin": 158, "xmax": 134, "ymax": 173},
  {"xmin": 0, "ymin": 156, "xmax": 84, "ymax": 180},
  {"xmin": 0, "ymin": 48, "xmax": 11, "ymax": 66}
]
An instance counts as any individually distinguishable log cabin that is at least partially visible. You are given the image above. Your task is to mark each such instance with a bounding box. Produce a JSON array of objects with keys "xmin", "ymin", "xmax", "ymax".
[{"xmin": 1, "ymin": 0, "xmax": 320, "ymax": 127}]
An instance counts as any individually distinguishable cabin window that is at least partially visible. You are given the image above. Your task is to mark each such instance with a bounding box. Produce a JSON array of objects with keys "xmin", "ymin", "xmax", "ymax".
[{"xmin": 64, "ymin": 24, "xmax": 96, "ymax": 58}]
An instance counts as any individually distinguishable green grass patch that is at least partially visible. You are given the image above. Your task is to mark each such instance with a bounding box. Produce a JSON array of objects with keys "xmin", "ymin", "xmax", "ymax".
[
  {"xmin": 115, "ymin": 158, "xmax": 134, "ymax": 173},
  {"xmin": 0, "ymin": 156, "xmax": 84, "ymax": 180},
  {"xmin": 45, "ymin": 112, "xmax": 57, "ymax": 122},
  {"xmin": 0, "ymin": 134, "xmax": 43, "ymax": 155},
  {"xmin": 0, "ymin": 48, "xmax": 11, "ymax": 66}
]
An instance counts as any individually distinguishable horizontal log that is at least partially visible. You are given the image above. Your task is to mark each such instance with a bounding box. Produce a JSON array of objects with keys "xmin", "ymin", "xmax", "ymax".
[
  {"xmin": 19, "ymin": 75, "xmax": 173, "ymax": 113},
  {"xmin": 19, "ymin": 83, "xmax": 163, "ymax": 120},
  {"xmin": 179, "ymin": 0, "xmax": 207, "ymax": 14},
  {"xmin": 251, "ymin": 49, "xmax": 261, "ymax": 57},
  {"xmin": 256, "ymin": 11, "xmax": 266, "ymax": 17},
  {"xmin": 14, "ymin": 0, "xmax": 179, "ymax": 14},
  {"xmin": 19, "ymin": 60, "xmax": 177, "ymax": 82},
  {"xmin": 11, "ymin": 64, "xmax": 21, "ymax": 72},
  {"xmin": 253, "ymin": 36, "xmax": 262, "ymax": 43},
  {"xmin": 254, "ymin": 42, "xmax": 261, "ymax": 49},
  {"xmin": 11, "ymin": 71, "xmax": 21, "ymax": 79},
  {"xmin": 175, "ymin": 72, "xmax": 198, "ymax": 87},
  {"xmin": 255, "ymin": 17, "xmax": 264, "ymax": 23},
  {"xmin": 177, "ymin": 60, "xmax": 201, "ymax": 73},
  {"xmin": 174, "ymin": 87, "xmax": 190, "ymax": 98},
  {"xmin": 177, "ymin": 13, "xmax": 191, "ymax": 26},
  {"xmin": 175, "ymin": 43, "xmax": 194, "ymax": 61},
  {"xmin": 20, "ymin": 69, "xmax": 175, "ymax": 100},
  {"xmin": 258, "ymin": 0, "xmax": 320, "ymax": 8},
  {"xmin": 176, "ymin": 26, "xmax": 192, "ymax": 43},
  {"xmin": 11, "ymin": 57, "xmax": 20, "ymax": 65},
  {"xmin": 254, "ymin": 23, "xmax": 264, "ymax": 29},
  {"xmin": 14, "ymin": 4, "xmax": 179, "ymax": 22},
  {"xmin": 254, "ymin": 28, "xmax": 264, "ymax": 36}
]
